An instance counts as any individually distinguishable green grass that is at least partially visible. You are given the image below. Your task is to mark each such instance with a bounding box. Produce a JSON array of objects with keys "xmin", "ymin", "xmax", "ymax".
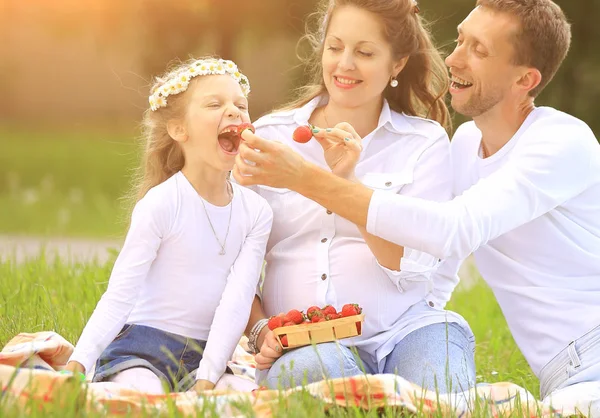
[
  {"xmin": 0, "ymin": 255, "xmax": 538, "ymax": 417},
  {"xmin": 0, "ymin": 126, "xmax": 139, "ymax": 238}
]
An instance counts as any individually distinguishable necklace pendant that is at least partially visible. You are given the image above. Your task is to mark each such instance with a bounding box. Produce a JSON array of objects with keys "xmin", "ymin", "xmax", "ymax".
[{"xmin": 219, "ymin": 248, "xmax": 226, "ymax": 255}]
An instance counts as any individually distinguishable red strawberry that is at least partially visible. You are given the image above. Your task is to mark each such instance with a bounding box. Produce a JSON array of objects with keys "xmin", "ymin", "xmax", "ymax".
[
  {"xmin": 236, "ymin": 122, "xmax": 255, "ymax": 136},
  {"xmin": 341, "ymin": 303, "xmax": 362, "ymax": 317},
  {"xmin": 283, "ymin": 321, "xmax": 295, "ymax": 327},
  {"xmin": 310, "ymin": 311, "xmax": 324, "ymax": 322},
  {"xmin": 325, "ymin": 313, "xmax": 341, "ymax": 320},
  {"xmin": 321, "ymin": 305, "xmax": 337, "ymax": 316},
  {"xmin": 280, "ymin": 335, "xmax": 288, "ymax": 347},
  {"xmin": 315, "ymin": 317, "xmax": 326, "ymax": 322},
  {"xmin": 292, "ymin": 125, "xmax": 313, "ymax": 143},
  {"xmin": 267, "ymin": 316, "xmax": 284, "ymax": 331},
  {"xmin": 285, "ymin": 309, "xmax": 305, "ymax": 325},
  {"xmin": 306, "ymin": 306, "xmax": 321, "ymax": 320},
  {"xmin": 356, "ymin": 322, "xmax": 362, "ymax": 334}
]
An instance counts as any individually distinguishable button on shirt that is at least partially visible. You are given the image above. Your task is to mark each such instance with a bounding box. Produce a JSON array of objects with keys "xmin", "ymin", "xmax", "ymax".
[{"xmin": 253, "ymin": 96, "xmax": 468, "ymax": 367}]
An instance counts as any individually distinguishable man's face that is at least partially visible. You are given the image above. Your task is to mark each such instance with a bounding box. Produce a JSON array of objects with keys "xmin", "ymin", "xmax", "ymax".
[{"xmin": 445, "ymin": 6, "xmax": 523, "ymax": 118}]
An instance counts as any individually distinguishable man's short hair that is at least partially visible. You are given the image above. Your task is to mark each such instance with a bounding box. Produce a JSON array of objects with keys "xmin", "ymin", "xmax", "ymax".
[{"xmin": 476, "ymin": 0, "xmax": 571, "ymax": 97}]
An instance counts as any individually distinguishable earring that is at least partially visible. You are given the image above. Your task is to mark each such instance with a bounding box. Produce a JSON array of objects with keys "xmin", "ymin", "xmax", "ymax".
[{"xmin": 390, "ymin": 77, "xmax": 399, "ymax": 88}]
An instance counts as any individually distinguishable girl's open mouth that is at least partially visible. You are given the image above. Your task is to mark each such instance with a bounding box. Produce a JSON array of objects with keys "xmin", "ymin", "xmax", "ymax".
[{"xmin": 218, "ymin": 127, "xmax": 241, "ymax": 155}]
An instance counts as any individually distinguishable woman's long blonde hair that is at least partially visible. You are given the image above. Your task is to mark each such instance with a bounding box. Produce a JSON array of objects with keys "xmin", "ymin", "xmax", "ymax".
[{"xmin": 281, "ymin": 0, "xmax": 450, "ymax": 131}]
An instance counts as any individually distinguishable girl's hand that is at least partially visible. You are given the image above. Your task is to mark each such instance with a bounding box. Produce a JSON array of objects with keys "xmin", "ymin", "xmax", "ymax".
[
  {"xmin": 64, "ymin": 361, "xmax": 85, "ymax": 374},
  {"xmin": 312, "ymin": 122, "xmax": 363, "ymax": 180},
  {"xmin": 255, "ymin": 330, "xmax": 283, "ymax": 370},
  {"xmin": 193, "ymin": 379, "xmax": 216, "ymax": 393}
]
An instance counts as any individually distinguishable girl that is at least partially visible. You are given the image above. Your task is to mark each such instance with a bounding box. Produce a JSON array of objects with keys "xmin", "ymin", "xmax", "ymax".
[
  {"xmin": 64, "ymin": 57, "xmax": 273, "ymax": 394},
  {"xmin": 241, "ymin": 0, "xmax": 476, "ymax": 393}
]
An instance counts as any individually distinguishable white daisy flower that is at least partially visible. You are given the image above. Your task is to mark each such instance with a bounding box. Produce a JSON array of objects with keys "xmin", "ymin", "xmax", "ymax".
[{"xmin": 156, "ymin": 96, "xmax": 167, "ymax": 108}]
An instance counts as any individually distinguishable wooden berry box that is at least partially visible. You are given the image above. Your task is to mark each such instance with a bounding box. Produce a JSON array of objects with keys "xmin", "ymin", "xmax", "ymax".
[{"xmin": 273, "ymin": 314, "xmax": 364, "ymax": 350}]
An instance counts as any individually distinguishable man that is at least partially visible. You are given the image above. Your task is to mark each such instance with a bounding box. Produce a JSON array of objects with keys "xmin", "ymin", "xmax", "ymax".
[{"xmin": 234, "ymin": 0, "xmax": 600, "ymax": 414}]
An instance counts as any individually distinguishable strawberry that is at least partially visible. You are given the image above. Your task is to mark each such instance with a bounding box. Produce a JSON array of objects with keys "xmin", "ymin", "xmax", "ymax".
[
  {"xmin": 325, "ymin": 313, "xmax": 341, "ymax": 321},
  {"xmin": 310, "ymin": 311, "xmax": 325, "ymax": 322},
  {"xmin": 280, "ymin": 335, "xmax": 288, "ymax": 347},
  {"xmin": 283, "ymin": 321, "xmax": 296, "ymax": 327},
  {"xmin": 285, "ymin": 309, "xmax": 305, "ymax": 325},
  {"xmin": 267, "ymin": 315, "xmax": 284, "ymax": 331},
  {"xmin": 321, "ymin": 305, "xmax": 337, "ymax": 316},
  {"xmin": 236, "ymin": 122, "xmax": 255, "ymax": 136},
  {"xmin": 341, "ymin": 303, "xmax": 362, "ymax": 317},
  {"xmin": 306, "ymin": 306, "xmax": 321, "ymax": 320},
  {"xmin": 292, "ymin": 125, "xmax": 313, "ymax": 143},
  {"xmin": 306, "ymin": 306, "xmax": 323, "ymax": 320},
  {"xmin": 356, "ymin": 322, "xmax": 362, "ymax": 334}
]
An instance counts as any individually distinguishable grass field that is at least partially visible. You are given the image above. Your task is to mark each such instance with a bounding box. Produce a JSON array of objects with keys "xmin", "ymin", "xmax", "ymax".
[
  {"xmin": 0, "ymin": 126, "xmax": 138, "ymax": 238},
  {"xmin": 0, "ymin": 127, "xmax": 538, "ymax": 416},
  {"xmin": 0, "ymin": 256, "xmax": 538, "ymax": 416}
]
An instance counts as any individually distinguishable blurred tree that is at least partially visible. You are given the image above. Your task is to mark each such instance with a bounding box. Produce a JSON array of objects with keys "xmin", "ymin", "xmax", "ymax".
[{"xmin": 1, "ymin": 0, "xmax": 598, "ymax": 136}]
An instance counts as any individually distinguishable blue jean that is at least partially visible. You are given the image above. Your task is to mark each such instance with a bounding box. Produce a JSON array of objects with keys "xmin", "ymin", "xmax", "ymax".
[
  {"xmin": 539, "ymin": 323, "xmax": 600, "ymax": 416},
  {"xmin": 259, "ymin": 322, "xmax": 476, "ymax": 393},
  {"xmin": 93, "ymin": 324, "xmax": 206, "ymax": 392}
]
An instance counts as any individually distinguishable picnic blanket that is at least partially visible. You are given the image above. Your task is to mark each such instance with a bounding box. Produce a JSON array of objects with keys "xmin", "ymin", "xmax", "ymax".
[{"xmin": 0, "ymin": 331, "xmax": 590, "ymax": 417}]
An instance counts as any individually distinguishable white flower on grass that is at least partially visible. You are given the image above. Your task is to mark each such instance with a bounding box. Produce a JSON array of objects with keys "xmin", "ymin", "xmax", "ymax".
[
  {"xmin": 69, "ymin": 188, "xmax": 83, "ymax": 204},
  {"xmin": 57, "ymin": 208, "xmax": 71, "ymax": 227},
  {"xmin": 40, "ymin": 175, "xmax": 54, "ymax": 194},
  {"xmin": 22, "ymin": 188, "xmax": 39, "ymax": 205}
]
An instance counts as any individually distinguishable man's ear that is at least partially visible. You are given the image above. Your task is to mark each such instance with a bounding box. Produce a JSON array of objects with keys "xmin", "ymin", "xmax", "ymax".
[
  {"xmin": 167, "ymin": 120, "xmax": 188, "ymax": 143},
  {"xmin": 516, "ymin": 67, "xmax": 542, "ymax": 95}
]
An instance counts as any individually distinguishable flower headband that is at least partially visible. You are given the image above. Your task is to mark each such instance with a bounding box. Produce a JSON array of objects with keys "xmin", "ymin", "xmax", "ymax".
[{"xmin": 149, "ymin": 58, "xmax": 251, "ymax": 111}]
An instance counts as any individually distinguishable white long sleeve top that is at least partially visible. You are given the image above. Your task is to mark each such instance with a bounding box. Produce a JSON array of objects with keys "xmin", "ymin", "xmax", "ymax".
[
  {"xmin": 252, "ymin": 96, "xmax": 468, "ymax": 369},
  {"xmin": 69, "ymin": 172, "xmax": 273, "ymax": 383},
  {"xmin": 367, "ymin": 107, "xmax": 600, "ymax": 375}
]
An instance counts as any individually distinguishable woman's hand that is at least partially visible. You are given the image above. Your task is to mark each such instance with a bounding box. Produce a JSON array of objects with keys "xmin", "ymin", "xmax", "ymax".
[
  {"xmin": 312, "ymin": 122, "xmax": 363, "ymax": 180},
  {"xmin": 255, "ymin": 330, "xmax": 284, "ymax": 370},
  {"xmin": 234, "ymin": 130, "xmax": 308, "ymax": 189},
  {"xmin": 64, "ymin": 361, "xmax": 85, "ymax": 374},
  {"xmin": 193, "ymin": 379, "xmax": 216, "ymax": 393}
]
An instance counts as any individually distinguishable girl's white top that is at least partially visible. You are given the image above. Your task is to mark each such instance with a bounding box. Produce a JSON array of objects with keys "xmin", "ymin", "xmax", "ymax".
[
  {"xmin": 367, "ymin": 107, "xmax": 600, "ymax": 375},
  {"xmin": 253, "ymin": 96, "xmax": 469, "ymax": 370},
  {"xmin": 69, "ymin": 171, "xmax": 273, "ymax": 383}
]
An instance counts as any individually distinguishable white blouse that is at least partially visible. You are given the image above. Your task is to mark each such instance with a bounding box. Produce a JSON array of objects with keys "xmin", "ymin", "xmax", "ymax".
[{"xmin": 253, "ymin": 96, "xmax": 468, "ymax": 370}]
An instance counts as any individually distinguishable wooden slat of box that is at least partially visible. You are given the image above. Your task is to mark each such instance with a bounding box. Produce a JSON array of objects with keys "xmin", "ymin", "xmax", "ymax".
[{"xmin": 273, "ymin": 314, "xmax": 364, "ymax": 350}]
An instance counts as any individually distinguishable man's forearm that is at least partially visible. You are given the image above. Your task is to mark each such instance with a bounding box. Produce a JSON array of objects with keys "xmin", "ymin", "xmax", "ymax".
[{"xmin": 293, "ymin": 162, "xmax": 373, "ymax": 227}]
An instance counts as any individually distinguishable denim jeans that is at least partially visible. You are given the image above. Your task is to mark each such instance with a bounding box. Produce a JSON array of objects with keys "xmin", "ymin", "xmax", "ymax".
[
  {"xmin": 540, "ymin": 324, "xmax": 600, "ymax": 417},
  {"xmin": 258, "ymin": 321, "xmax": 476, "ymax": 394},
  {"xmin": 93, "ymin": 324, "xmax": 206, "ymax": 392}
]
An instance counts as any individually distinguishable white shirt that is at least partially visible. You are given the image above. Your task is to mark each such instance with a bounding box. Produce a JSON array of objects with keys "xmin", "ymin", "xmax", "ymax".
[
  {"xmin": 69, "ymin": 172, "xmax": 273, "ymax": 383},
  {"xmin": 253, "ymin": 96, "xmax": 468, "ymax": 369},
  {"xmin": 367, "ymin": 107, "xmax": 600, "ymax": 375}
]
